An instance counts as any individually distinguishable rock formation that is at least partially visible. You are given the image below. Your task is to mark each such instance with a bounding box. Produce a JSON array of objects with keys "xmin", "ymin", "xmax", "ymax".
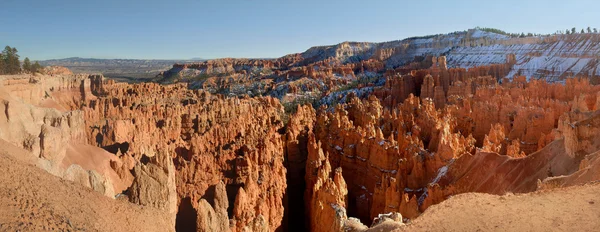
[
  {"xmin": 77, "ymin": 78, "xmax": 289, "ymax": 231},
  {"xmin": 4, "ymin": 35, "xmax": 600, "ymax": 232},
  {"xmin": 305, "ymin": 70, "xmax": 600, "ymax": 226},
  {"xmin": 305, "ymin": 134, "xmax": 348, "ymax": 232},
  {"xmin": 43, "ymin": 66, "xmax": 74, "ymax": 76},
  {"xmin": 0, "ymin": 74, "xmax": 129, "ymax": 199},
  {"xmin": 0, "ymin": 73, "xmax": 290, "ymax": 231},
  {"xmin": 196, "ymin": 181, "xmax": 230, "ymax": 232}
]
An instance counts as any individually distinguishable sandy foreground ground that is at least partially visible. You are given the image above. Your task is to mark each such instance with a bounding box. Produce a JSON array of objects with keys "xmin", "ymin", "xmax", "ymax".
[
  {"xmin": 0, "ymin": 144, "xmax": 172, "ymax": 232},
  {"xmin": 396, "ymin": 182, "xmax": 600, "ymax": 232}
]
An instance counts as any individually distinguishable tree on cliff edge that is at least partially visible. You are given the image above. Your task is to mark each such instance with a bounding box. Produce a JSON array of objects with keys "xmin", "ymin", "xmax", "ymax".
[
  {"xmin": 31, "ymin": 61, "xmax": 42, "ymax": 73},
  {"xmin": 22, "ymin": 57, "xmax": 31, "ymax": 73},
  {"xmin": 1, "ymin": 46, "xmax": 21, "ymax": 74}
]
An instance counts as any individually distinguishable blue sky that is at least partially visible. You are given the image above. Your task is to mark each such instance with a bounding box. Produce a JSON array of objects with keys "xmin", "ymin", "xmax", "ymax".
[{"xmin": 1, "ymin": 0, "xmax": 597, "ymax": 60}]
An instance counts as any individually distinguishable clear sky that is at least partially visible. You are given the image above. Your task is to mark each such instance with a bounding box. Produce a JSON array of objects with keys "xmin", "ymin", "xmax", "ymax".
[{"xmin": 1, "ymin": 0, "xmax": 598, "ymax": 60}]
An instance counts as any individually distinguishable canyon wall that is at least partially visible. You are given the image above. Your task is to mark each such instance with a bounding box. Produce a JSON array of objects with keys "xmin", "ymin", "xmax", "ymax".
[{"xmin": 3, "ymin": 51, "xmax": 600, "ymax": 232}]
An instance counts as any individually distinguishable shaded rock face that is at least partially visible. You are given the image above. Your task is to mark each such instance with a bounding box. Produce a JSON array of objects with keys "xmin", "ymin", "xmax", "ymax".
[{"xmin": 283, "ymin": 105, "xmax": 316, "ymax": 230}]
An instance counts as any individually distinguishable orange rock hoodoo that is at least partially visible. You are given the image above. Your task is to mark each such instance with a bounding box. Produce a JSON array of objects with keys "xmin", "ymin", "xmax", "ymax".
[
  {"xmin": 86, "ymin": 68, "xmax": 600, "ymax": 230},
  {"xmin": 374, "ymin": 56, "xmax": 512, "ymax": 108},
  {"xmin": 305, "ymin": 70, "xmax": 600, "ymax": 227},
  {"xmin": 80, "ymin": 80, "xmax": 288, "ymax": 231}
]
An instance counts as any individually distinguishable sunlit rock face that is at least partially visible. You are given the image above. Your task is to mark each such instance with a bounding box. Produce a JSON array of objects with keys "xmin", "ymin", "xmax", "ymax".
[{"xmin": 6, "ymin": 29, "xmax": 600, "ymax": 232}]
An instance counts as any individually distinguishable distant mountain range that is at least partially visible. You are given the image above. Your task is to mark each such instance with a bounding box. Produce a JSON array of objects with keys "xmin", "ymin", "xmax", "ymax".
[{"xmin": 38, "ymin": 57, "xmax": 206, "ymax": 81}]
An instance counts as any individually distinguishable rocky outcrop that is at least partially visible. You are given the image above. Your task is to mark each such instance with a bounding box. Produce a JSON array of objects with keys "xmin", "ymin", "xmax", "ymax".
[
  {"xmin": 129, "ymin": 150, "xmax": 177, "ymax": 226},
  {"xmin": 0, "ymin": 75, "xmax": 127, "ymax": 199},
  {"xmin": 373, "ymin": 56, "xmax": 510, "ymax": 109},
  {"xmin": 43, "ymin": 66, "xmax": 74, "ymax": 76},
  {"xmin": 303, "ymin": 132, "xmax": 407, "ymax": 232},
  {"xmin": 196, "ymin": 181, "xmax": 230, "ymax": 232},
  {"xmin": 305, "ymin": 135, "xmax": 348, "ymax": 232}
]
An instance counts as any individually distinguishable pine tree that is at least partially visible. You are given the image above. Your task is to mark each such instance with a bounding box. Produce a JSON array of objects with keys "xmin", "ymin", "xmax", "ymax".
[
  {"xmin": 31, "ymin": 61, "xmax": 42, "ymax": 73},
  {"xmin": 587, "ymin": 27, "xmax": 592, "ymax": 33},
  {"xmin": 22, "ymin": 57, "xmax": 31, "ymax": 73},
  {"xmin": 572, "ymin": 27, "xmax": 577, "ymax": 34},
  {"xmin": 581, "ymin": 29, "xmax": 585, "ymax": 34},
  {"xmin": 2, "ymin": 46, "xmax": 21, "ymax": 74},
  {"xmin": 566, "ymin": 29, "xmax": 571, "ymax": 35}
]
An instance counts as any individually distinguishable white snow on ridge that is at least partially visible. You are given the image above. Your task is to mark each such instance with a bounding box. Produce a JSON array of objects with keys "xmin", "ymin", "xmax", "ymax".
[
  {"xmin": 447, "ymin": 36, "xmax": 600, "ymax": 82},
  {"xmin": 300, "ymin": 29, "xmax": 600, "ymax": 83},
  {"xmin": 469, "ymin": 30, "xmax": 511, "ymax": 40}
]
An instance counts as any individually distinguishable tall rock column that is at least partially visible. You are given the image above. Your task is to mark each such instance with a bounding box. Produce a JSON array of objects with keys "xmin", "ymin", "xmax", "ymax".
[
  {"xmin": 128, "ymin": 150, "xmax": 178, "ymax": 230},
  {"xmin": 305, "ymin": 132, "xmax": 349, "ymax": 232}
]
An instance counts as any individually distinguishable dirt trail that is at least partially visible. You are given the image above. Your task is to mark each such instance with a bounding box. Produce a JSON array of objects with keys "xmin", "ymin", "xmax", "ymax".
[
  {"xmin": 0, "ymin": 151, "xmax": 172, "ymax": 231},
  {"xmin": 398, "ymin": 183, "xmax": 600, "ymax": 232}
]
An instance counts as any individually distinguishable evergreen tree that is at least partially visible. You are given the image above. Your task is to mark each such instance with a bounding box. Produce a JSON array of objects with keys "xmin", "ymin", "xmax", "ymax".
[
  {"xmin": 581, "ymin": 29, "xmax": 585, "ymax": 34},
  {"xmin": 31, "ymin": 61, "xmax": 42, "ymax": 73},
  {"xmin": 2, "ymin": 46, "xmax": 21, "ymax": 74},
  {"xmin": 566, "ymin": 29, "xmax": 571, "ymax": 35},
  {"xmin": 571, "ymin": 27, "xmax": 577, "ymax": 34},
  {"xmin": 587, "ymin": 27, "xmax": 592, "ymax": 33},
  {"xmin": 22, "ymin": 57, "xmax": 31, "ymax": 73}
]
